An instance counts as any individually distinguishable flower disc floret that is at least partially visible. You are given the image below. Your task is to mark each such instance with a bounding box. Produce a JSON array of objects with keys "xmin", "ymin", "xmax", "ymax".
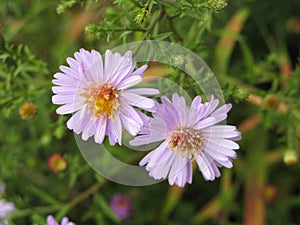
[{"xmin": 169, "ymin": 128, "xmax": 204, "ymax": 159}]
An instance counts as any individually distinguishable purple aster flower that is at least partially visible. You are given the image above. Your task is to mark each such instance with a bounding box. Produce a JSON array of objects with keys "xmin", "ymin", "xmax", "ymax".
[
  {"xmin": 110, "ymin": 194, "xmax": 131, "ymax": 220},
  {"xmin": 45, "ymin": 215, "xmax": 75, "ymax": 225},
  {"xmin": 130, "ymin": 94, "xmax": 241, "ymax": 187},
  {"xmin": 52, "ymin": 49, "xmax": 159, "ymax": 145},
  {"xmin": 0, "ymin": 199, "xmax": 15, "ymax": 220}
]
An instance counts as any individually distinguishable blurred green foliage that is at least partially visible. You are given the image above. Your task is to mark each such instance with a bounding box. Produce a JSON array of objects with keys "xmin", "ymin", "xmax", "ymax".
[{"xmin": 1, "ymin": 0, "xmax": 300, "ymax": 224}]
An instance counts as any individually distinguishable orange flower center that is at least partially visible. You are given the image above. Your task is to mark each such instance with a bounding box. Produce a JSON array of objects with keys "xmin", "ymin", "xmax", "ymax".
[{"xmin": 169, "ymin": 128, "xmax": 204, "ymax": 159}]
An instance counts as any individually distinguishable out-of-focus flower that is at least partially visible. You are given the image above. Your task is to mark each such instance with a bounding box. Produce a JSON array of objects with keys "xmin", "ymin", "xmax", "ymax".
[
  {"xmin": 130, "ymin": 94, "xmax": 241, "ymax": 187},
  {"xmin": 45, "ymin": 215, "xmax": 75, "ymax": 225},
  {"xmin": 287, "ymin": 17, "xmax": 300, "ymax": 34},
  {"xmin": 52, "ymin": 48, "xmax": 159, "ymax": 145},
  {"xmin": 47, "ymin": 153, "xmax": 67, "ymax": 173},
  {"xmin": 263, "ymin": 94, "xmax": 279, "ymax": 110},
  {"xmin": 19, "ymin": 102, "xmax": 37, "ymax": 120},
  {"xmin": 261, "ymin": 184, "xmax": 277, "ymax": 203},
  {"xmin": 0, "ymin": 199, "xmax": 15, "ymax": 221},
  {"xmin": 283, "ymin": 149, "xmax": 298, "ymax": 165},
  {"xmin": 110, "ymin": 194, "xmax": 131, "ymax": 220}
]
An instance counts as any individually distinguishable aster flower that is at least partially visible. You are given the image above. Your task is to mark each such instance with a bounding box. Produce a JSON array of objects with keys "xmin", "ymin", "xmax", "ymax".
[
  {"xmin": 130, "ymin": 94, "xmax": 241, "ymax": 187},
  {"xmin": 47, "ymin": 153, "xmax": 67, "ymax": 173},
  {"xmin": 110, "ymin": 194, "xmax": 131, "ymax": 220},
  {"xmin": 0, "ymin": 199, "xmax": 15, "ymax": 221},
  {"xmin": 45, "ymin": 215, "xmax": 75, "ymax": 225},
  {"xmin": 52, "ymin": 48, "xmax": 159, "ymax": 145}
]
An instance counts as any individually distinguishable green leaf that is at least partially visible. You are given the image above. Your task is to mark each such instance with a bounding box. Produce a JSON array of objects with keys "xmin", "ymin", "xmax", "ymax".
[{"xmin": 152, "ymin": 32, "xmax": 173, "ymax": 40}]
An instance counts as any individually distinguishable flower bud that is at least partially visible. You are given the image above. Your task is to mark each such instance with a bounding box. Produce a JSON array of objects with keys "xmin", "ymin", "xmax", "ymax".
[
  {"xmin": 263, "ymin": 94, "xmax": 279, "ymax": 110},
  {"xmin": 283, "ymin": 149, "xmax": 298, "ymax": 165},
  {"xmin": 287, "ymin": 17, "xmax": 300, "ymax": 34},
  {"xmin": 47, "ymin": 153, "xmax": 67, "ymax": 173},
  {"xmin": 261, "ymin": 185, "xmax": 277, "ymax": 203},
  {"xmin": 19, "ymin": 102, "xmax": 37, "ymax": 120}
]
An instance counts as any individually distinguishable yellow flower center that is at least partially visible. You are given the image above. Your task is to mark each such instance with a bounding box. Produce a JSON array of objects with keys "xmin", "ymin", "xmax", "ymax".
[
  {"xmin": 169, "ymin": 128, "xmax": 204, "ymax": 160},
  {"xmin": 81, "ymin": 83, "xmax": 119, "ymax": 119}
]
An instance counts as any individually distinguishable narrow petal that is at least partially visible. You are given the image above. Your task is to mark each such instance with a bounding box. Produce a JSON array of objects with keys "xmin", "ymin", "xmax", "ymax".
[
  {"xmin": 121, "ymin": 92, "xmax": 155, "ymax": 110},
  {"xmin": 94, "ymin": 117, "xmax": 107, "ymax": 144},
  {"xmin": 127, "ymin": 88, "xmax": 159, "ymax": 95},
  {"xmin": 117, "ymin": 75, "xmax": 142, "ymax": 89}
]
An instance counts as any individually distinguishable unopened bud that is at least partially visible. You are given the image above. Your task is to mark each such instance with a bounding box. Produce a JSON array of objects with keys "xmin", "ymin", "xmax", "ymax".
[
  {"xmin": 283, "ymin": 150, "xmax": 298, "ymax": 165},
  {"xmin": 287, "ymin": 17, "xmax": 300, "ymax": 34},
  {"xmin": 263, "ymin": 94, "xmax": 279, "ymax": 110},
  {"xmin": 19, "ymin": 102, "xmax": 37, "ymax": 120},
  {"xmin": 47, "ymin": 153, "xmax": 67, "ymax": 173}
]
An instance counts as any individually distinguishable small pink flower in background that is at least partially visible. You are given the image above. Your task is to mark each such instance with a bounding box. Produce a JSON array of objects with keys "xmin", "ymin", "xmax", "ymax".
[
  {"xmin": 110, "ymin": 194, "xmax": 131, "ymax": 220},
  {"xmin": 130, "ymin": 94, "xmax": 241, "ymax": 187},
  {"xmin": 52, "ymin": 48, "xmax": 159, "ymax": 145},
  {"xmin": 45, "ymin": 215, "xmax": 75, "ymax": 225},
  {"xmin": 47, "ymin": 153, "xmax": 67, "ymax": 173},
  {"xmin": 0, "ymin": 199, "xmax": 15, "ymax": 221}
]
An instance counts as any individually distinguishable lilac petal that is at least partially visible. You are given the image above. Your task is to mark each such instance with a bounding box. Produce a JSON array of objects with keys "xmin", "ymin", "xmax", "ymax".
[
  {"xmin": 206, "ymin": 125, "xmax": 238, "ymax": 132},
  {"xmin": 146, "ymin": 141, "xmax": 169, "ymax": 167},
  {"xmin": 121, "ymin": 92, "xmax": 155, "ymax": 110},
  {"xmin": 153, "ymin": 96, "xmax": 180, "ymax": 129},
  {"xmin": 205, "ymin": 141, "xmax": 237, "ymax": 158},
  {"xmin": 127, "ymin": 88, "xmax": 159, "ymax": 95},
  {"xmin": 171, "ymin": 160, "xmax": 193, "ymax": 187},
  {"xmin": 132, "ymin": 64, "xmax": 148, "ymax": 76},
  {"xmin": 199, "ymin": 97, "xmax": 219, "ymax": 120},
  {"xmin": 201, "ymin": 128, "xmax": 241, "ymax": 139},
  {"xmin": 46, "ymin": 215, "xmax": 59, "ymax": 225},
  {"xmin": 212, "ymin": 103, "xmax": 232, "ymax": 116},
  {"xmin": 52, "ymin": 86, "xmax": 79, "ymax": 95},
  {"xmin": 129, "ymin": 117, "xmax": 167, "ymax": 146},
  {"xmin": 209, "ymin": 138, "xmax": 240, "ymax": 150},
  {"xmin": 66, "ymin": 57, "xmax": 79, "ymax": 68},
  {"xmin": 172, "ymin": 93, "xmax": 187, "ymax": 127},
  {"xmin": 86, "ymin": 58, "xmax": 103, "ymax": 83},
  {"xmin": 81, "ymin": 116, "xmax": 97, "ymax": 141},
  {"xmin": 139, "ymin": 150, "xmax": 156, "ymax": 166},
  {"xmin": 104, "ymin": 50, "xmax": 114, "ymax": 79},
  {"xmin": 194, "ymin": 117, "xmax": 216, "ymax": 130},
  {"xmin": 196, "ymin": 153, "xmax": 215, "ymax": 181},
  {"xmin": 52, "ymin": 95, "xmax": 76, "ymax": 105},
  {"xmin": 186, "ymin": 106, "xmax": 200, "ymax": 127},
  {"xmin": 120, "ymin": 112, "xmax": 142, "ymax": 136},
  {"xmin": 56, "ymin": 101, "xmax": 82, "ymax": 115},
  {"xmin": 168, "ymin": 156, "xmax": 189, "ymax": 186},
  {"xmin": 110, "ymin": 61, "xmax": 135, "ymax": 85},
  {"xmin": 191, "ymin": 95, "xmax": 202, "ymax": 110},
  {"xmin": 147, "ymin": 150, "xmax": 176, "ymax": 180},
  {"xmin": 94, "ymin": 116, "xmax": 107, "ymax": 144},
  {"xmin": 117, "ymin": 75, "xmax": 142, "ymax": 89},
  {"xmin": 108, "ymin": 112, "xmax": 122, "ymax": 145}
]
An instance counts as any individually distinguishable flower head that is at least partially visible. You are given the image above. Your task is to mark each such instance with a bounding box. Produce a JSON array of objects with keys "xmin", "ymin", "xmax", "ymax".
[
  {"xmin": 0, "ymin": 199, "xmax": 15, "ymax": 220},
  {"xmin": 130, "ymin": 94, "xmax": 241, "ymax": 187},
  {"xmin": 19, "ymin": 102, "xmax": 37, "ymax": 120},
  {"xmin": 46, "ymin": 215, "xmax": 75, "ymax": 225},
  {"xmin": 110, "ymin": 194, "xmax": 131, "ymax": 220},
  {"xmin": 52, "ymin": 48, "xmax": 159, "ymax": 145},
  {"xmin": 47, "ymin": 153, "xmax": 67, "ymax": 173}
]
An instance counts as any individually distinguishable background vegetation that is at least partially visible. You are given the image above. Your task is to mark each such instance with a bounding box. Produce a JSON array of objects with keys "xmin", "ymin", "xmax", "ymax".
[{"xmin": 1, "ymin": 0, "xmax": 300, "ymax": 224}]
